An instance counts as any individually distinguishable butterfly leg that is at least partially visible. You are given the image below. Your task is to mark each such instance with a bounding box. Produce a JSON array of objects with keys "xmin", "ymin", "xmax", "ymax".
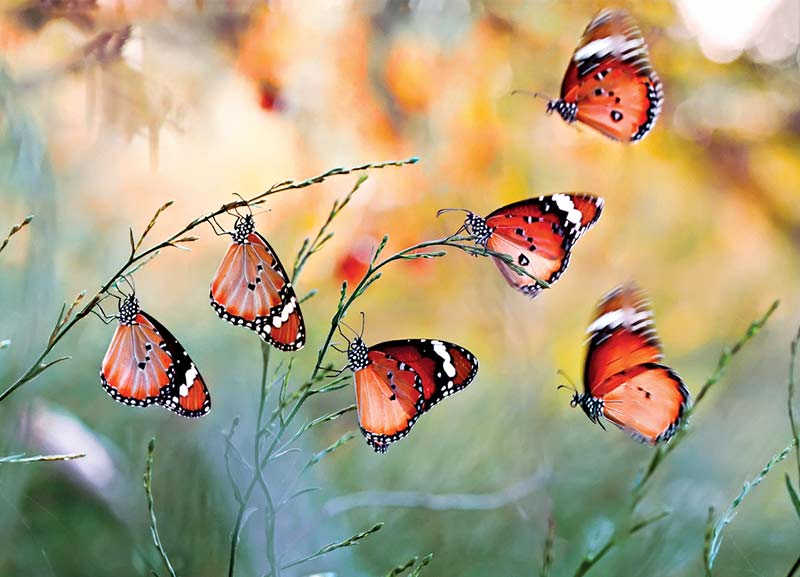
[
  {"xmin": 208, "ymin": 215, "xmax": 231, "ymax": 237},
  {"xmin": 92, "ymin": 301, "xmax": 117, "ymax": 325}
]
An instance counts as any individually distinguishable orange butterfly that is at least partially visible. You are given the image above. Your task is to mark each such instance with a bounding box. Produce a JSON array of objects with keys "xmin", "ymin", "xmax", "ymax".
[
  {"xmin": 210, "ymin": 213, "xmax": 305, "ymax": 351},
  {"xmin": 101, "ymin": 293, "xmax": 211, "ymax": 418},
  {"xmin": 442, "ymin": 194, "xmax": 603, "ymax": 298},
  {"xmin": 341, "ymin": 322, "xmax": 479, "ymax": 453},
  {"xmin": 545, "ymin": 9, "xmax": 663, "ymax": 142},
  {"xmin": 569, "ymin": 284, "xmax": 690, "ymax": 444}
]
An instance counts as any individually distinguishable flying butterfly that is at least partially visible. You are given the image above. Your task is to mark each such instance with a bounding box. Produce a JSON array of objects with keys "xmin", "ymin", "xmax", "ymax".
[
  {"xmin": 339, "ymin": 319, "xmax": 479, "ymax": 453},
  {"xmin": 567, "ymin": 283, "xmax": 690, "ymax": 444},
  {"xmin": 440, "ymin": 193, "xmax": 603, "ymax": 298},
  {"xmin": 522, "ymin": 9, "xmax": 663, "ymax": 142},
  {"xmin": 210, "ymin": 212, "xmax": 305, "ymax": 352},
  {"xmin": 99, "ymin": 291, "xmax": 211, "ymax": 418}
]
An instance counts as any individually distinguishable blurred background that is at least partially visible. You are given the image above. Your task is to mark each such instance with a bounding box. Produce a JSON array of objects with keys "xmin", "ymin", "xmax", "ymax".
[{"xmin": 1, "ymin": 0, "xmax": 799, "ymax": 575}]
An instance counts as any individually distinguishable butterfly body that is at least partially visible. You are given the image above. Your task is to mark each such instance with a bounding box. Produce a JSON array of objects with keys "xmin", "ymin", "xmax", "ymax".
[
  {"xmin": 346, "ymin": 336, "xmax": 478, "ymax": 453},
  {"xmin": 210, "ymin": 214, "xmax": 305, "ymax": 351},
  {"xmin": 546, "ymin": 9, "xmax": 663, "ymax": 142},
  {"xmin": 100, "ymin": 294, "xmax": 211, "ymax": 418},
  {"xmin": 573, "ymin": 284, "xmax": 690, "ymax": 444},
  {"xmin": 460, "ymin": 193, "xmax": 603, "ymax": 298}
]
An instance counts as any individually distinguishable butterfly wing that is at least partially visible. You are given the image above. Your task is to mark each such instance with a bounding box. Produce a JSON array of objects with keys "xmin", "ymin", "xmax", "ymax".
[
  {"xmin": 140, "ymin": 312, "xmax": 211, "ymax": 418},
  {"xmin": 210, "ymin": 231, "xmax": 305, "ymax": 351},
  {"xmin": 483, "ymin": 194, "xmax": 603, "ymax": 297},
  {"xmin": 560, "ymin": 9, "xmax": 663, "ymax": 141},
  {"xmin": 583, "ymin": 283, "xmax": 662, "ymax": 396},
  {"xmin": 100, "ymin": 314, "xmax": 173, "ymax": 407},
  {"xmin": 600, "ymin": 363, "xmax": 690, "ymax": 444},
  {"xmin": 355, "ymin": 350, "xmax": 425, "ymax": 453},
  {"xmin": 370, "ymin": 339, "xmax": 479, "ymax": 410}
]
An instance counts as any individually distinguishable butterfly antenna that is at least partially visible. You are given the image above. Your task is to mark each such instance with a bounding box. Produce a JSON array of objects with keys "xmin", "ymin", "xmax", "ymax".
[
  {"xmin": 251, "ymin": 204, "xmax": 272, "ymax": 217},
  {"xmin": 115, "ymin": 274, "xmax": 135, "ymax": 297},
  {"xmin": 436, "ymin": 208, "xmax": 471, "ymax": 218},
  {"xmin": 359, "ymin": 311, "xmax": 365, "ymax": 339},
  {"xmin": 232, "ymin": 193, "xmax": 252, "ymax": 216},
  {"xmin": 511, "ymin": 90, "xmax": 553, "ymax": 102},
  {"xmin": 556, "ymin": 369, "xmax": 578, "ymax": 394},
  {"xmin": 340, "ymin": 318, "xmax": 360, "ymax": 339}
]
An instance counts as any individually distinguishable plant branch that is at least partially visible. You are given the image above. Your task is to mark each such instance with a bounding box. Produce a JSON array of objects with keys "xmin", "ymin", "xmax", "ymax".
[
  {"xmin": 144, "ymin": 439, "xmax": 177, "ymax": 577},
  {"xmin": 0, "ymin": 157, "xmax": 418, "ymax": 405},
  {"xmin": 279, "ymin": 523, "xmax": 383, "ymax": 570},
  {"xmin": 0, "ymin": 215, "xmax": 34, "ymax": 255},
  {"xmin": 0, "ymin": 452, "xmax": 85, "ymax": 463},
  {"xmin": 324, "ymin": 470, "xmax": 549, "ymax": 516}
]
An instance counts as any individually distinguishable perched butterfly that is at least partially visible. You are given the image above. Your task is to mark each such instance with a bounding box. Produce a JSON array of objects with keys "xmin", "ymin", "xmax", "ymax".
[
  {"xmin": 568, "ymin": 284, "xmax": 690, "ymax": 444},
  {"xmin": 441, "ymin": 193, "xmax": 603, "ymax": 298},
  {"xmin": 100, "ymin": 294, "xmax": 211, "ymax": 418},
  {"xmin": 210, "ymin": 213, "xmax": 305, "ymax": 351},
  {"xmin": 342, "ymin": 324, "xmax": 479, "ymax": 453},
  {"xmin": 544, "ymin": 9, "xmax": 663, "ymax": 142}
]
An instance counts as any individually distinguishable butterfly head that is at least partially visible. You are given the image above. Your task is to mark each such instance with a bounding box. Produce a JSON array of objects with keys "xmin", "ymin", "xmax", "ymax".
[
  {"xmin": 232, "ymin": 214, "xmax": 256, "ymax": 243},
  {"xmin": 118, "ymin": 295, "xmax": 141, "ymax": 325},
  {"xmin": 347, "ymin": 337, "xmax": 370, "ymax": 372},
  {"xmin": 463, "ymin": 213, "xmax": 492, "ymax": 246},
  {"xmin": 546, "ymin": 99, "xmax": 578, "ymax": 124}
]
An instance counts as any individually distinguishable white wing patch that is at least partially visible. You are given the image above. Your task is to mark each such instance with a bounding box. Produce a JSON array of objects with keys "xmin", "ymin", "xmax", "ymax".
[
  {"xmin": 431, "ymin": 340, "xmax": 456, "ymax": 378},
  {"xmin": 573, "ymin": 36, "xmax": 645, "ymax": 62},
  {"xmin": 553, "ymin": 194, "xmax": 583, "ymax": 225}
]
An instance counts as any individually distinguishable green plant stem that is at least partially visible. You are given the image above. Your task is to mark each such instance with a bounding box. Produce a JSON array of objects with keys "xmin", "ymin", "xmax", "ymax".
[
  {"xmin": 789, "ymin": 327, "xmax": 800, "ymax": 482},
  {"xmin": 571, "ymin": 511, "xmax": 669, "ymax": 577},
  {"xmin": 278, "ymin": 522, "xmax": 383, "ymax": 570},
  {"xmin": 0, "ymin": 157, "xmax": 418, "ymax": 404},
  {"xmin": 0, "ymin": 452, "xmax": 85, "ymax": 463},
  {"xmin": 705, "ymin": 440, "xmax": 795, "ymax": 572},
  {"xmin": 787, "ymin": 554, "xmax": 800, "ymax": 577},
  {"xmin": 632, "ymin": 300, "xmax": 779, "ymax": 506},
  {"xmin": 144, "ymin": 439, "xmax": 177, "ymax": 577},
  {"xmin": 540, "ymin": 517, "xmax": 555, "ymax": 577}
]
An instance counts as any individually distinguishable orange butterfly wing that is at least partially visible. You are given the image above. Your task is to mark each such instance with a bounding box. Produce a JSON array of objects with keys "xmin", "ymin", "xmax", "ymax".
[
  {"xmin": 555, "ymin": 9, "xmax": 663, "ymax": 141},
  {"xmin": 600, "ymin": 364, "xmax": 689, "ymax": 444},
  {"xmin": 355, "ymin": 350, "xmax": 425, "ymax": 453},
  {"xmin": 482, "ymin": 194, "xmax": 603, "ymax": 297},
  {"xmin": 101, "ymin": 313, "xmax": 173, "ymax": 407}
]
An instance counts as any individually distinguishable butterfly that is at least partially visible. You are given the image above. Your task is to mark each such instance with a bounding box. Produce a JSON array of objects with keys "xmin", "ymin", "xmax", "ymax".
[
  {"xmin": 441, "ymin": 193, "xmax": 603, "ymax": 298},
  {"xmin": 544, "ymin": 9, "xmax": 663, "ymax": 142},
  {"xmin": 568, "ymin": 284, "xmax": 690, "ymax": 444},
  {"xmin": 210, "ymin": 212, "xmax": 305, "ymax": 351},
  {"xmin": 340, "ymin": 322, "xmax": 479, "ymax": 453},
  {"xmin": 100, "ymin": 293, "xmax": 211, "ymax": 418}
]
